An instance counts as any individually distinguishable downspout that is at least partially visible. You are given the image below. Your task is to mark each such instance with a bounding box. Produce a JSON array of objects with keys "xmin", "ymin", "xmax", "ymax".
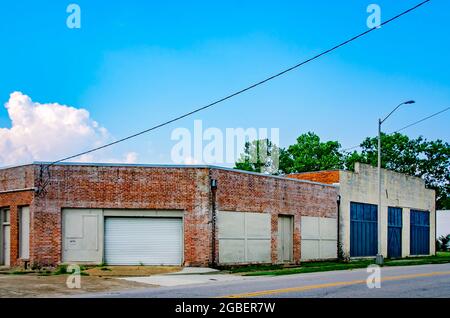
[
  {"xmin": 210, "ymin": 178, "xmax": 218, "ymax": 267},
  {"xmin": 434, "ymin": 197, "xmax": 437, "ymax": 256},
  {"xmin": 337, "ymin": 194, "xmax": 341, "ymax": 260}
]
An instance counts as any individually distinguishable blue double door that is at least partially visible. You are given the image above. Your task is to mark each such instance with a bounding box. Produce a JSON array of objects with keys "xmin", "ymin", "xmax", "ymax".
[
  {"xmin": 388, "ymin": 207, "xmax": 402, "ymax": 258},
  {"xmin": 350, "ymin": 203, "xmax": 403, "ymax": 258},
  {"xmin": 410, "ymin": 210, "xmax": 430, "ymax": 255},
  {"xmin": 350, "ymin": 202, "xmax": 378, "ymax": 257}
]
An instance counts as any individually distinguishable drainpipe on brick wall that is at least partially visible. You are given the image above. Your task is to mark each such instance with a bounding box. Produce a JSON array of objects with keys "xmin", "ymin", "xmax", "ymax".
[
  {"xmin": 434, "ymin": 199, "xmax": 437, "ymax": 256},
  {"xmin": 337, "ymin": 194, "xmax": 341, "ymax": 260},
  {"xmin": 210, "ymin": 178, "xmax": 218, "ymax": 267}
]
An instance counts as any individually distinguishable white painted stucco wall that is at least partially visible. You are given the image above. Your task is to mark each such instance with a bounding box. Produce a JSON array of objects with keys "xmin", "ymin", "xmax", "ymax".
[
  {"xmin": 338, "ymin": 163, "xmax": 436, "ymax": 258},
  {"xmin": 437, "ymin": 210, "xmax": 450, "ymax": 238}
]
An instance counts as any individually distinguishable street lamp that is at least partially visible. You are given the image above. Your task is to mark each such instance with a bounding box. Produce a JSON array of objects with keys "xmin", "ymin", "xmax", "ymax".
[{"xmin": 376, "ymin": 100, "xmax": 415, "ymax": 265}]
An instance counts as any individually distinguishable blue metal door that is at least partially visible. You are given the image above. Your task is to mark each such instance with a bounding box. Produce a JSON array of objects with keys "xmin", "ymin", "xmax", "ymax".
[
  {"xmin": 350, "ymin": 202, "xmax": 378, "ymax": 257},
  {"xmin": 388, "ymin": 207, "xmax": 402, "ymax": 258},
  {"xmin": 410, "ymin": 210, "xmax": 430, "ymax": 255}
]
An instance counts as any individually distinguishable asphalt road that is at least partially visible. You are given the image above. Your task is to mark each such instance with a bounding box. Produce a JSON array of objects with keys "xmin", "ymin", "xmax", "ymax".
[{"xmin": 84, "ymin": 263, "xmax": 450, "ymax": 298}]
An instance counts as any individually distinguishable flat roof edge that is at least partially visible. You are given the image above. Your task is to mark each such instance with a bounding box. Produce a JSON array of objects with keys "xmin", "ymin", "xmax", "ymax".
[
  {"xmin": 288, "ymin": 170, "xmax": 341, "ymax": 176},
  {"xmin": 0, "ymin": 161, "xmax": 338, "ymax": 188},
  {"xmin": 0, "ymin": 161, "xmax": 337, "ymax": 188}
]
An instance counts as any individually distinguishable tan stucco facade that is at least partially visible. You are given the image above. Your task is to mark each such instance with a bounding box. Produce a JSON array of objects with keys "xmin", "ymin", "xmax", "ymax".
[{"xmin": 338, "ymin": 163, "xmax": 436, "ymax": 258}]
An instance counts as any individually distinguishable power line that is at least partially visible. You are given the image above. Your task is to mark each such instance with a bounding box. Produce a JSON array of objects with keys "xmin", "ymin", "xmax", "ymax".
[
  {"xmin": 342, "ymin": 144, "xmax": 362, "ymax": 152},
  {"xmin": 390, "ymin": 106, "xmax": 450, "ymax": 134},
  {"xmin": 341, "ymin": 106, "xmax": 450, "ymax": 152},
  {"xmin": 47, "ymin": 0, "xmax": 430, "ymax": 167}
]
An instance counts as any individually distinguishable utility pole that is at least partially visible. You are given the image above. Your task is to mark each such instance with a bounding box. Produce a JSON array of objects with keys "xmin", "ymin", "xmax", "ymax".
[{"xmin": 376, "ymin": 100, "xmax": 415, "ymax": 265}]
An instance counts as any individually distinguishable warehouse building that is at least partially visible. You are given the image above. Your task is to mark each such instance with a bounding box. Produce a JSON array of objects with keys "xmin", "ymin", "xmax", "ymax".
[
  {"xmin": 288, "ymin": 163, "xmax": 436, "ymax": 259},
  {"xmin": 0, "ymin": 162, "xmax": 338, "ymax": 268},
  {"xmin": 0, "ymin": 162, "xmax": 435, "ymax": 268}
]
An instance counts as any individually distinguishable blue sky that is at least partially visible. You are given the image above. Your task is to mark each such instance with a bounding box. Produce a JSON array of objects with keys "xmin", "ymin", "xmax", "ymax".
[{"xmin": 0, "ymin": 0, "xmax": 449, "ymax": 166}]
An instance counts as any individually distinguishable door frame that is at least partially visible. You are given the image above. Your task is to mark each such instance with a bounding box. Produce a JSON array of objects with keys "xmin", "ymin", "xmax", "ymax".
[
  {"xmin": 1, "ymin": 208, "xmax": 11, "ymax": 266},
  {"xmin": 277, "ymin": 215, "xmax": 294, "ymax": 263}
]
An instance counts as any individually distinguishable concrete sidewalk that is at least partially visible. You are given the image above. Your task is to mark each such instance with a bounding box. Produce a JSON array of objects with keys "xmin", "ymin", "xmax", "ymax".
[
  {"xmin": 167, "ymin": 267, "xmax": 219, "ymax": 275},
  {"xmin": 119, "ymin": 267, "xmax": 245, "ymax": 287}
]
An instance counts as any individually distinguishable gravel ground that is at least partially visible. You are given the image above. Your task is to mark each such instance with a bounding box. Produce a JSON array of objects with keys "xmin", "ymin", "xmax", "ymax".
[
  {"xmin": 0, "ymin": 265, "xmax": 182, "ymax": 298},
  {"xmin": 0, "ymin": 273, "xmax": 154, "ymax": 298}
]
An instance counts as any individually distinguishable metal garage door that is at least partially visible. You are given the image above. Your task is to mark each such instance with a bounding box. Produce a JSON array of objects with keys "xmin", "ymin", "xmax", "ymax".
[
  {"xmin": 104, "ymin": 217, "xmax": 183, "ymax": 265},
  {"xmin": 388, "ymin": 207, "xmax": 402, "ymax": 258},
  {"xmin": 410, "ymin": 210, "xmax": 430, "ymax": 255},
  {"xmin": 350, "ymin": 202, "xmax": 378, "ymax": 257}
]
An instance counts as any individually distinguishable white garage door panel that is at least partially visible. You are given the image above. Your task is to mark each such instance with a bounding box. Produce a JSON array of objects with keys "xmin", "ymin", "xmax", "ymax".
[
  {"xmin": 246, "ymin": 214, "xmax": 271, "ymax": 238},
  {"xmin": 301, "ymin": 240, "xmax": 320, "ymax": 260},
  {"xmin": 105, "ymin": 218, "xmax": 182, "ymax": 265},
  {"xmin": 247, "ymin": 240, "xmax": 271, "ymax": 263},
  {"xmin": 301, "ymin": 216, "xmax": 337, "ymax": 261},
  {"xmin": 62, "ymin": 209, "xmax": 103, "ymax": 263},
  {"xmin": 218, "ymin": 211, "xmax": 271, "ymax": 264},
  {"xmin": 301, "ymin": 217, "xmax": 320, "ymax": 240},
  {"xmin": 219, "ymin": 240, "xmax": 245, "ymax": 263},
  {"xmin": 218, "ymin": 212, "xmax": 245, "ymax": 238},
  {"xmin": 320, "ymin": 218, "xmax": 338, "ymax": 240},
  {"xmin": 320, "ymin": 241, "xmax": 337, "ymax": 259}
]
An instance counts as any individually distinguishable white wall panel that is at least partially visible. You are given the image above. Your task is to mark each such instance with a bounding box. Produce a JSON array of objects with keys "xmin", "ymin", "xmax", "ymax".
[
  {"xmin": 218, "ymin": 211, "xmax": 271, "ymax": 264},
  {"xmin": 301, "ymin": 216, "xmax": 337, "ymax": 260}
]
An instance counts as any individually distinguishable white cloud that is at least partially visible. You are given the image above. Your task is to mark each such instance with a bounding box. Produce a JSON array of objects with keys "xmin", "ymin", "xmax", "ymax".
[{"xmin": 0, "ymin": 92, "xmax": 138, "ymax": 166}]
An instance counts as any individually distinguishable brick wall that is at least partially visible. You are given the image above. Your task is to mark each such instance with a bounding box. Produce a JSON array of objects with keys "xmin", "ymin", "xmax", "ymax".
[
  {"xmin": 1, "ymin": 164, "xmax": 337, "ymax": 267},
  {"xmin": 287, "ymin": 171, "xmax": 340, "ymax": 185},
  {"xmin": 0, "ymin": 165, "xmax": 35, "ymax": 267},
  {"xmin": 0, "ymin": 165, "xmax": 35, "ymax": 191},
  {"xmin": 211, "ymin": 169, "xmax": 338, "ymax": 264},
  {"xmin": 0, "ymin": 191, "xmax": 34, "ymax": 267},
  {"xmin": 32, "ymin": 164, "xmax": 212, "ymax": 267}
]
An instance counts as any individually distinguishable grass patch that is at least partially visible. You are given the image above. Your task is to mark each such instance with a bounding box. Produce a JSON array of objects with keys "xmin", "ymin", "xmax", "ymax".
[
  {"xmin": 46, "ymin": 264, "xmax": 90, "ymax": 276},
  {"xmin": 384, "ymin": 252, "xmax": 450, "ymax": 267},
  {"xmin": 10, "ymin": 270, "xmax": 35, "ymax": 275},
  {"xmin": 243, "ymin": 260, "xmax": 374, "ymax": 276},
  {"xmin": 240, "ymin": 253, "xmax": 450, "ymax": 276},
  {"xmin": 52, "ymin": 265, "xmax": 68, "ymax": 275},
  {"xmin": 225, "ymin": 264, "xmax": 284, "ymax": 274},
  {"xmin": 37, "ymin": 270, "xmax": 53, "ymax": 276}
]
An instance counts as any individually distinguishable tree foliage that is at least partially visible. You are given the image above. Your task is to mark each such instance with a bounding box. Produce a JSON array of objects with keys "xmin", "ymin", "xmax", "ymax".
[
  {"xmin": 345, "ymin": 133, "xmax": 450, "ymax": 209},
  {"xmin": 234, "ymin": 139, "xmax": 280, "ymax": 174},
  {"xmin": 279, "ymin": 132, "xmax": 344, "ymax": 174},
  {"xmin": 437, "ymin": 235, "xmax": 450, "ymax": 252},
  {"xmin": 234, "ymin": 131, "xmax": 449, "ymax": 209}
]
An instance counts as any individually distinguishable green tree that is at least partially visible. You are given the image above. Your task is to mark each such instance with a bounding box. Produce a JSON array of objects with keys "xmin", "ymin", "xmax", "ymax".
[
  {"xmin": 234, "ymin": 131, "xmax": 449, "ymax": 209},
  {"xmin": 280, "ymin": 132, "xmax": 344, "ymax": 174},
  {"xmin": 234, "ymin": 139, "xmax": 280, "ymax": 174},
  {"xmin": 344, "ymin": 133, "xmax": 450, "ymax": 209},
  {"xmin": 437, "ymin": 235, "xmax": 450, "ymax": 252}
]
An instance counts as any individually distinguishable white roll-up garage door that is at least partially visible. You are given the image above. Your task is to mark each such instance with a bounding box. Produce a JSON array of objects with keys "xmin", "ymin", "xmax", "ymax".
[{"xmin": 104, "ymin": 217, "xmax": 183, "ymax": 265}]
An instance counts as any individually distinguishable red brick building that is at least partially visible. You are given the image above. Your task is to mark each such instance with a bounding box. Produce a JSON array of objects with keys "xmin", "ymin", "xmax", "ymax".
[{"xmin": 0, "ymin": 162, "xmax": 338, "ymax": 268}]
